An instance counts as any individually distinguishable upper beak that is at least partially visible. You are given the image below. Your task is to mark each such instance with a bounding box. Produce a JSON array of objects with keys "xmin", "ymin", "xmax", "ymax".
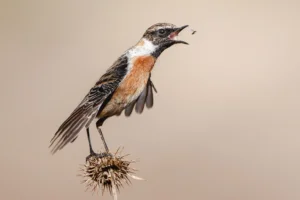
[
  {"xmin": 170, "ymin": 25, "xmax": 189, "ymax": 45},
  {"xmin": 175, "ymin": 25, "xmax": 189, "ymax": 33}
]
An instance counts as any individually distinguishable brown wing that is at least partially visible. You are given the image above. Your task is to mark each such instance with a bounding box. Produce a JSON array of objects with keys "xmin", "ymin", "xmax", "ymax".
[
  {"xmin": 50, "ymin": 55, "xmax": 128, "ymax": 154},
  {"xmin": 124, "ymin": 75, "xmax": 157, "ymax": 117}
]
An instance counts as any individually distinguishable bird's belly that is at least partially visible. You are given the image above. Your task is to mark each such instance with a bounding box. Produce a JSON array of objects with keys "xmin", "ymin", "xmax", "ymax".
[
  {"xmin": 98, "ymin": 55, "xmax": 156, "ymax": 118},
  {"xmin": 99, "ymin": 73, "xmax": 149, "ymax": 117}
]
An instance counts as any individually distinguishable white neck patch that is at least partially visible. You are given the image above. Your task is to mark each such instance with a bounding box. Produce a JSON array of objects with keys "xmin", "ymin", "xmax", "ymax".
[{"xmin": 126, "ymin": 38, "xmax": 157, "ymax": 58}]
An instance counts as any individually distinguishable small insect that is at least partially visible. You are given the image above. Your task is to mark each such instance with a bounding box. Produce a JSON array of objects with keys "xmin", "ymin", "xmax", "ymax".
[{"xmin": 191, "ymin": 29, "xmax": 197, "ymax": 35}]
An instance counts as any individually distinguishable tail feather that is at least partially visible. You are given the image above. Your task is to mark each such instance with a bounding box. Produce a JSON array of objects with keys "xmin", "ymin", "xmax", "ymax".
[
  {"xmin": 50, "ymin": 104, "xmax": 99, "ymax": 154},
  {"xmin": 52, "ymin": 118, "xmax": 88, "ymax": 153},
  {"xmin": 54, "ymin": 105, "xmax": 86, "ymax": 137}
]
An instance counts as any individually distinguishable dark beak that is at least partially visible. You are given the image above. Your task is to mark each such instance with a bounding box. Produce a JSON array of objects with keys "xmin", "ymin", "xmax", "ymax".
[
  {"xmin": 176, "ymin": 25, "xmax": 189, "ymax": 33},
  {"xmin": 170, "ymin": 25, "xmax": 189, "ymax": 45}
]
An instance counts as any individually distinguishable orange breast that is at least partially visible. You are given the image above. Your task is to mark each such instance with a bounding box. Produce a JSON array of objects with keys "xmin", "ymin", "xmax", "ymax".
[{"xmin": 99, "ymin": 55, "xmax": 156, "ymax": 118}]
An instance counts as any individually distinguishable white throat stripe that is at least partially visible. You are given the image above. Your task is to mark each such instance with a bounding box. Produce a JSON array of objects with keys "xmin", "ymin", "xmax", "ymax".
[{"xmin": 126, "ymin": 39, "xmax": 157, "ymax": 58}]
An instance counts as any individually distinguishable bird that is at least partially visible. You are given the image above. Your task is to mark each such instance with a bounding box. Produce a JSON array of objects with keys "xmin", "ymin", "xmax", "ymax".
[{"xmin": 49, "ymin": 23, "xmax": 189, "ymax": 158}]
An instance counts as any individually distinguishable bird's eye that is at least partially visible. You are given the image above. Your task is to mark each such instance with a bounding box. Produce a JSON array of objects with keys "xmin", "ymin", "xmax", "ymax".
[
  {"xmin": 159, "ymin": 29, "xmax": 165, "ymax": 34},
  {"xmin": 158, "ymin": 29, "xmax": 166, "ymax": 35}
]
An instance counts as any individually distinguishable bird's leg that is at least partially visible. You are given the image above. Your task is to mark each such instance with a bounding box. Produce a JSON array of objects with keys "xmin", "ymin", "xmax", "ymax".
[
  {"xmin": 85, "ymin": 126, "xmax": 111, "ymax": 162},
  {"xmin": 86, "ymin": 128, "xmax": 96, "ymax": 161},
  {"xmin": 86, "ymin": 127, "xmax": 94, "ymax": 155},
  {"xmin": 97, "ymin": 127, "xmax": 110, "ymax": 152},
  {"xmin": 96, "ymin": 118, "xmax": 112, "ymax": 158}
]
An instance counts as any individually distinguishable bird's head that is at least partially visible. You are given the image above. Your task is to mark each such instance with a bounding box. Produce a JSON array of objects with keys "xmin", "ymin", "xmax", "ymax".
[{"xmin": 137, "ymin": 23, "xmax": 189, "ymax": 57}]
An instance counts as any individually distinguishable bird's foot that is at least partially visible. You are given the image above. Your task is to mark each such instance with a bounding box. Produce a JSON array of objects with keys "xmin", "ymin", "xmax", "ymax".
[{"xmin": 86, "ymin": 152, "xmax": 113, "ymax": 162}]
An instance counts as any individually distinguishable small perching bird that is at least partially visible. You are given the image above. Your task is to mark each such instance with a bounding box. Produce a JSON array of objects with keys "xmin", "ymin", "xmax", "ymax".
[{"xmin": 50, "ymin": 23, "xmax": 189, "ymax": 158}]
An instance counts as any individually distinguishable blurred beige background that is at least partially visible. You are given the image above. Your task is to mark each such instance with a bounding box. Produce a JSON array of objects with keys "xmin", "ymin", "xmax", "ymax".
[{"xmin": 1, "ymin": 0, "xmax": 300, "ymax": 200}]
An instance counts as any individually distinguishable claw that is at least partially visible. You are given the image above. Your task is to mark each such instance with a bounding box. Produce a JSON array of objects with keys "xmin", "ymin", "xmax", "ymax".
[
  {"xmin": 96, "ymin": 152, "xmax": 113, "ymax": 158},
  {"xmin": 86, "ymin": 153, "xmax": 96, "ymax": 162},
  {"xmin": 86, "ymin": 152, "xmax": 112, "ymax": 162}
]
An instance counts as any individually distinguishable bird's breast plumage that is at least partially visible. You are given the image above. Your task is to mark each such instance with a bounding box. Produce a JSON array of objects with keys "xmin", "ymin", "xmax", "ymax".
[{"xmin": 98, "ymin": 55, "xmax": 156, "ymax": 118}]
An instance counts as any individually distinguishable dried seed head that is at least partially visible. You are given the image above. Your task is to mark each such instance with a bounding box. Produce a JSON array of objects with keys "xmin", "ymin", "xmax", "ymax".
[{"xmin": 79, "ymin": 148, "xmax": 144, "ymax": 199}]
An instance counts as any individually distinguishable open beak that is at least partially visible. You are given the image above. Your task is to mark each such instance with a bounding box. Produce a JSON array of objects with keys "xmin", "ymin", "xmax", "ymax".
[{"xmin": 169, "ymin": 25, "xmax": 189, "ymax": 45}]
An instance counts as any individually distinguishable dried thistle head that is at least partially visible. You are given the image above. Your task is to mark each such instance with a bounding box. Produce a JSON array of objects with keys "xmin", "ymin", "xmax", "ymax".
[{"xmin": 79, "ymin": 148, "xmax": 143, "ymax": 199}]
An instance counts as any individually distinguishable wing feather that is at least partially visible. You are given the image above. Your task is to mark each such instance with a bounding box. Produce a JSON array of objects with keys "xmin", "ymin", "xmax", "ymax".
[
  {"xmin": 146, "ymin": 80, "xmax": 154, "ymax": 108},
  {"xmin": 135, "ymin": 83, "xmax": 148, "ymax": 113},
  {"xmin": 124, "ymin": 75, "xmax": 157, "ymax": 117},
  {"xmin": 125, "ymin": 100, "xmax": 136, "ymax": 116},
  {"xmin": 50, "ymin": 55, "xmax": 128, "ymax": 154}
]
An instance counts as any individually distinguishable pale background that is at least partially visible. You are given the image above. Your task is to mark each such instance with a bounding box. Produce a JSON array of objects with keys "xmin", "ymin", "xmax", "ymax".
[{"xmin": 1, "ymin": 0, "xmax": 300, "ymax": 200}]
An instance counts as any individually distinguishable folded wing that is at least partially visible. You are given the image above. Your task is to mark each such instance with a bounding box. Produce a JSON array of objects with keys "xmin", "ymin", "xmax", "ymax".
[{"xmin": 50, "ymin": 55, "xmax": 128, "ymax": 153}]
